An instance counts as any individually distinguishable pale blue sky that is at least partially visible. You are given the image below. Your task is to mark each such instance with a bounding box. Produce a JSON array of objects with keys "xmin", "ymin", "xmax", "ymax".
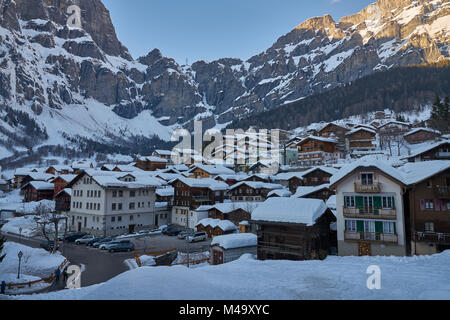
[{"xmin": 102, "ymin": 0, "xmax": 375, "ymax": 64}]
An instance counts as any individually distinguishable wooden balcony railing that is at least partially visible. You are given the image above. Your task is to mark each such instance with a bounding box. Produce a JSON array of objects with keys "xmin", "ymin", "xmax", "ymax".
[
  {"xmin": 354, "ymin": 182, "xmax": 382, "ymax": 193},
  {"xmin": 414, "ymin": 232, "xmax": 450, "ymax": 245},
  {"xmin": 343, "ymin": 207, "xmax": 396, "ymax": 219},
  {"xmin": 344, "ymin": 231, "xmax": 398, "ymax": 243},
  {"xmin": 435, "ymin": 186, "xmax": 450, "ymax": 198}
]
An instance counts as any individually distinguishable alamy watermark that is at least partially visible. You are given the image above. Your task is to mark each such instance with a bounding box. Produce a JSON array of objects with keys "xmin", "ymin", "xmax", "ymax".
[
  {"xmin": 366, "ymin": 265, "xmax": 381, "ymax": 290},
  {"xmin": 66, "ymin": 265, "xmax": 82, "ymax": 289},
  {"xmin": 67, "ymin": 5, "xmax": 82, "ymax": 29}
]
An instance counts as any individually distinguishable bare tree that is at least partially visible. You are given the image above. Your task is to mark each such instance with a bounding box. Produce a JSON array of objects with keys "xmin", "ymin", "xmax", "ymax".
[{"xmin": 33, "ymin": 203, "xmax": 67, "ymax": 254}]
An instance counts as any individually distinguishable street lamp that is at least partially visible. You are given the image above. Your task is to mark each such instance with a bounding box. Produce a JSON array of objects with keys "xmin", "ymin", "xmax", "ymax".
[
  {"xmin": 19, "ymin": 227, "xmax": 22, "ymax": 244},
  {"xmin": 17, "ymin": 251, "xmax": 23, "ymax": 279}
]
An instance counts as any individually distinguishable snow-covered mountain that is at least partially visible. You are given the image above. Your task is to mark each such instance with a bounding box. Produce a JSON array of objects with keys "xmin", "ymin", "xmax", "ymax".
[{"xmin": 0, "ymin": 0, "xmax": 448, "ymax": 157}]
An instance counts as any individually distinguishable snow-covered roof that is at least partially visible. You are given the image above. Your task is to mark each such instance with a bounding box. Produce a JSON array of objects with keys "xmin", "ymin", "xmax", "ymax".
[
  {"xmin": 189, "ymin": 165, "xmax": 236, "ymax": 175},
  {"xmin": 273, "ymin": 171, "xmax": 305, "ymax": 181},
  {"xmin": 138, "ymin": 156, "xmax": 168, "ymax": 163},
  {"xmin": 27, "ymin": 173, "xmax": 55, "ymax": 181},
  {"xmin": 329, "ymin": 159, "xmax": 406, "ymax": 187},
  {"xmin": 24, "ymin": 181, "xmax": 54, "ymax": 191},
  {"xmin": 346, "ymin": 127, "xmax": 377, "ymax": 136},
  {"xmin": 53, "ymin": 174, "xmax": 77, "ymax": 183},
  {"xmin": 301, "ymin": 166, "xmax": 339, "ymax": 177},
  {"xmin": 398, "ymin": 161, "xmax": 450, "ymax": 185},
  {"xmin": 154, "ymin": 150, "xmax": 173, "ymax": 156},
  {"xmin": 251, "ymin": 198, "xmax": 328, "ymax": 226},
  {"xmin": 401, "ymin": 140, "xmax": 450, "ymax": 160},
  {"xmin": 170, "ymin": 177, "xmax": 229, "ymax": 191},
  {"xmin": 326, "ymin": 195, "xmax": 336, "ymax": 210},
  {"xmin": 196, "ymin": 218, "xmax": 238, "ymax": 232},
  {"xmin": 199, "ymin": 202, "xmax": 262, "ymax": 214},
  {"xmin": 156, "ymin": 187, "xmax": 174, "ymax": 197},
  {"xmin": 268, "ymin": 188, "xmax": 293, "ymax": 197},
  {"xmin": 79, "ymin": 170, "xmax": 164, "ymax": 189},
  {"xmin": 404, "ymin": 127, "xmax": 441, "ymax": 137},
  {"xmin": 300, "ymin": 135, "xmax": 338, "ymax": 144},
  {"xmin": 378, "ymin": 120, "xmax": 412, "ymax": 128},
  {"xmin": 211, "ymin": 233, "xmax": 257, "ymax": 249},
  {"xmin": 56, "ymin": 188, "xmax": 72, "ymax": 197},
  {"xmin": 228, "ymin": 181, "xmax": 284, "ymax": 191},
  {"xmin": 292, "ymin": 184, "xmax": 330, "ymax": 198}
]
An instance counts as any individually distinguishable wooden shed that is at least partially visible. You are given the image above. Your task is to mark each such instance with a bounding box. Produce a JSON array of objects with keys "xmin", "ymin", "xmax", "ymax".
[{"xmin": 210, "ymin": 233, "xmax": 258, "ymax": 265}]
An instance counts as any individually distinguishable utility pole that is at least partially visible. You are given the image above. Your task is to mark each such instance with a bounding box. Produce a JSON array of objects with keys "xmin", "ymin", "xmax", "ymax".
[{"xmin": 186, "ymin": 210, "xmax": 190, "ymax": 268}]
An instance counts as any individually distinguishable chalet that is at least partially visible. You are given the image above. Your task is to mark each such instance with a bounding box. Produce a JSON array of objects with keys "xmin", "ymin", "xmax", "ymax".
[
  {"xmin": 195, "ymin": 218, "xmax": 237, "ymax": 238},
  {"xmin": 170, "ymin": 178, "xmax": 229, "ymax": 229},
  {"xmin": 267, "ymin": 189, "xmax": 293, "ymax": 198},
  {"xmin": 345, "ymin": 127, "xmax": 377, "ymax": 153},
  {"xmin": 272, "ymin": 172, "xmax": 305, "ymax": 194},
  {"xmin": 329, "ymin": 160, "xmax": 407, "ymax": 257},
  {"xmin": 210, "ymin": 233, "xmax": 258, "ymax": 265},
  {"xmin": 13, "ymin": 168, "xmax": 43, "ymax": 189},
  {"xmin": 297, "ymin": 136, "xmax": 342, "ymax": 167},
  {"xmin": 292, "ymin": 184, "xmax": 333, "ymax": 202},
  {"xmin": 374, "ymin": 111, "xmax": 387, "ymax": 120},
  {"xmin": 301, "ymin": 166, "xmax": 338, "ymax": 186},
  {"xmin": 152, "ymin": 150, "xmax": 174, "ymax": 162},
  {"xmin": 248, "ymin": 161, "xmax": 279, "ymax": 175},
  {"xmin": 55, "ymin": 188, "xmax": 72, "ymax": 215},
  {"xmin": 399, "ymin": 161, "xmax": 450, "ymax": 255},
  {"xmin": 228, "ymin": 181, "xmax": 284, "ymax": 202},
  {"xmin": 378, "ymin": 121, "xmax": 412, "ymax": 149},
  {"xmin": 188, "ymin": 165, "xmax": 235, "ymax": 179},
  {"xmin": 214, "ymin": 174, "xmax": 248, "ymax": 186},
  {"xmin": 403, "ymin": 128, "xmax": 441, "ymax": 145},
  {"xmin": 21, "ymin": 181, "xmax": 55, "ymax": 203},
  {"xmin": 207, "ymin": 202, "xmax": 261, "ymax": 225},
  {"xmin": 251, "ymin": 198, "xmax": 336, "ymax": 261},
  {"xmin": 156, "ymin": 187, "xmax": 174, "ymax": 206},
  {"xmin": 45, "ymin": 165, "xmax": 74, "ymax": 175},
  {"xmin": 71, "ymin": 160, "xmax": 94, "ymax": 174},
  {"xmin": 51, "ymin": 174, "xmax": 77, "ymax": 197},
  {"xmin": 243, "ymin": 174, "xmax": 271, "ymax": 183},
  {"xmin": 134, "ymin": 156, "xmax": 168, "ymax": 171},
  {"xmin": 318, "ymin": 123, "xmax": 350, "ymax": 152},
  {"xmin": 401, "ymin": 140, "xmax": 450, "ymax": 162}
]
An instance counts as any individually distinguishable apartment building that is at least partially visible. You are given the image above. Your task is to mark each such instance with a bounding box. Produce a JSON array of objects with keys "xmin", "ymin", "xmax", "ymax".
[{"xmin": 67, "ymin": 170, "xmax": 163, "ymax": 236}]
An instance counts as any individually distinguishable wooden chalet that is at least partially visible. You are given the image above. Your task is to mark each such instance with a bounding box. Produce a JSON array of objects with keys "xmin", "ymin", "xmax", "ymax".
[
  {"xmin": 251, "ymin": 198, "xmax": 336, "ymax": 261},
  {"xmin": 345, "ymin": 127, "xmax": 377, "ymax": 153},
  {"xmin": 134, "ymin": 156, "xmax": 168, "ymax": 171},
  {"xmin": 292, "ymin": 184, "xmax": 334, "ymax": 202},
  {"xmin": 402, "ymin": 140, "xmax": 450, "ymax": 162},
  {"xmin": 21, "ymin": 181, "xmax": 54, "ymax": 203},
  {"xmin": 51, "ymin": 174, "xmax": 77, "ymax": 197},
  {"xmin": 404, "ymin": 128, "xmax": 441, "ymax": 145},
  {"xmin": 318, "ymin": 123, "xmax": 350, "ymax": 152},
  {"xmin": 297, "ymin": 136, "xmax": 341, "ymax": 166},
  {"xmin": 196, "ymin": 218, "xmax": 237, "ymax": 238},
  {"xmin": 228, "ymin": 181, "xmax": 284, "ymax": 202},
  {"xmin": 55, "ymin": 188, "xmax": 72, "ymax": 214}
]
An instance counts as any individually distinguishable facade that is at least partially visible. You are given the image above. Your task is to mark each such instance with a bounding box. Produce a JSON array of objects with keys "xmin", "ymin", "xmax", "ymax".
[
  {"xmin": 228, "ymin": 182, "xmax": 284, "ymax": 202},
  {"xmin": 55, "ymin": 189, "xmax": 72, "ymax": 215},
  {"xmin": 318, "ymin": 123, "xmax": 350, "ymax": 152},
  {"xmin": 297, "ymin": 136, "xmax": 342, "ymax": 166},
  {"xmin": 21, "ymin": 181, "xmax": 54, "ymax": 203},
  {"xmin": 301, "ymin": 167, "xmax": 337, "ymax": 186},
  {"xmin": 404, "ymin": 128, "xmax": 441, "ymax": 145},
  {"xmin": 330, "ymin": 162, "xmax": 407, "ymax": 257},
  {"xmin": 67, "ymin": 171, "xmax": 160, "ymax": 236},
  {"xmin": 293, "ymin": 184, "xmax": 334, "ymax": 202},
  {"xmin": 402, "ymin": 140, "xmax": 450, "ymax": 162},
  {"xmin": 134, "ymin": 156, "xmax": 168, "ymax": 171},
  {"xmin": 345, "ymin": 128, "xmax": 377, "ymax": 153},
  {"xmin": 51, "ymin": 175, "xmax": 77, "ymax": 197}
]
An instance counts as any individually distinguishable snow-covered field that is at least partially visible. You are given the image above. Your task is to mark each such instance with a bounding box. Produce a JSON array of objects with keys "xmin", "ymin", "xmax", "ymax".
[
  {"xmin": 1, "ymin": 216, "xmax": 40, "ymax": 237},
  {"xmin": 12, "ymin": 251, "xmax": 450, "ymax": 300}
]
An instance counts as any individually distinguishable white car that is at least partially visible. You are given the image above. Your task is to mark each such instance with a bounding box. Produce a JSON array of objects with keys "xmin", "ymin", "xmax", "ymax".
[
  {"xmin": 99, "ymin": 240, "xmax": 127, "ymax": 250},
  {"xmin": 187, "ymin": 231, "xmax": 208, "ymax": 243},
  {"xmin": 75, "ymin": 235, "xmax": 96, "ymax": 245}
]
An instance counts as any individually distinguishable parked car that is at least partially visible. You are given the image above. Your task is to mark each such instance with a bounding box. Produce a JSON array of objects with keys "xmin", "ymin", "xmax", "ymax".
[
  {"xmin": 93, "ymin": 238, "xmax": 115, "ymax": 248},
  {"xmin": 64, "ymin": 232, "xmax": 87, "ymax": 242},
  {"xmin": 40, "ymin": 240, "xmax": 58, "ymax": 251},
  {"xmin": 164, "ymin": 226, "xmax": 181, "ymax": 236},
  {"xmin": 108, "ymin": 241, "xmax": 135, "ymax": 253},
  {"xmin": 86, "ymin": 237, "xmax": 104, "ymax": 246},
  {"xmin": 75, "ymin": 235, "xmax": 96, "ymax": 245},
  {"xmin": 99, "ymin": 239, "xmax": 130, "ymax": 250},
  {"xmin": 177, "ymin": 231, "xmax": 192, "ymax": 240},
  {"xmin": 187, "ymin": 231, "xmax": 208, "ymax": 243}
]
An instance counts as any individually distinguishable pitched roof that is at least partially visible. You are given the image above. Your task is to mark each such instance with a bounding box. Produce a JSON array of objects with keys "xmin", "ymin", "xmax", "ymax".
[
  {"xmin": 23, "ymin": 181, "xmax": 54, "ymax": 191},
  {"xmin": 196, "ymin": 218, "xmax": 237, "ymax": 231},
  {"xmin": 251, "ymin": 198, "xmax": 328, "ymax": 226},
  {"xmin": 211, "ymin": 233, "xmax": 257, "ymax": 249},
  {"xmin": 404, "ymin": 127, "xmax": 441, "ymax": 137},
  {"xmin": 228, "ymin": 181, "xmax": 284, "ymax": 191},
  {"xmin": 398, "ymin": 161, "xmax": 450, "ymax": 185},
  {"xmin": 292, "ymin": 184, "xmax": 330, "ymax": 198},
  {"xmin": 401, "ymin": 140, "xmax": 450, "ymax": 160},
  {"xmin": 170, "ymin": 177, "xmax": 229, "ymax": 191}
]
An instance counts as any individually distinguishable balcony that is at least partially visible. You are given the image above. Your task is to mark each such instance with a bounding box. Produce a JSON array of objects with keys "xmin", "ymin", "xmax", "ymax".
[
  {"xmin": 354, "ymin": 182, "xmax": 381, "ymax": 193},
  {"xmin": 343, "ymin": 207, "xmax": 396, "ymax": 220},
  {"xmin": 435, "ymin": 186, "xmax": 450, "ymax": 198},
  {"xmin": 435, "ymin": 152, "xmax": 450, "ymax": 159},
  {"xmin": 414, "ymin": 232, "xmax": 450, "ymax": 245},
  {"xmin": 192, "ymin": 195, "xmax": 211, "ymax": 202},
  {"xmin": 345, "ymin": 231, "xmax": 398, "ymax": 243}
]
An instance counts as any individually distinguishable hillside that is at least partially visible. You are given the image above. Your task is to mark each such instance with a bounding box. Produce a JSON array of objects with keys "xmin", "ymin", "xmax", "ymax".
[{"xmin": 230, "ymin": 63, "xmax": 450, "ymax": 130}]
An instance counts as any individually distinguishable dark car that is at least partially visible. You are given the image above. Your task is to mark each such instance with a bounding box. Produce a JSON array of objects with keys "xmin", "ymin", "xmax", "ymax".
[
  {"xmin": 40, "ymin": 240, "xmax": 58, "ymax": 252},
  {"xmin": 163, "ymin": 226, "xmax": 181, "ymax": 236},
  {"xmin": 108, "ymin": 241, "xmax": 135, "ymax": 253},
  {"xmin": 64, "ymin": 232, "xmax": 87, "ymax": 242}
]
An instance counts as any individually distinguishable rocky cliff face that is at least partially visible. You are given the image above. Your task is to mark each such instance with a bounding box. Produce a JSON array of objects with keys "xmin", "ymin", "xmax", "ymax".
[{"xmin": 0, "ymin": 0, "xmax": 448, "ymax": 153}]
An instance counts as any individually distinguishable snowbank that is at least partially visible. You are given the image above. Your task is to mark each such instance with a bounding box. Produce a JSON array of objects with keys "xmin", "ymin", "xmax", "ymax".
[
  {"xmin": 13, "ymin": 251, "xmax": 450, "ymax": 300},
  {"xmin": 1, "ymin": 216, "xmax": 40, "ymax": 237},
  {"xmin": 211, "ymin": 233, "xmax": 257, "ymax": 250},
  {"xmin": 0, "ymin": 242, "xmax": 66, "ymax": 279}
]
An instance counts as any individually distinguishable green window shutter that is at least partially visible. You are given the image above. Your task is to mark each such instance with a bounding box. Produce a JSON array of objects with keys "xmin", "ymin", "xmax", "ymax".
[
  {"xmin": 375, "ymin": 221, "xmax": 383, "ymax": 233},
  {"xmin": 355, "ymin": 196, "xmax": 364, "ymax": 208},
  {"xmin": 357, "ymin": 221, "xmax": 364, "ymax": 232},
  {"xmin": 373, "ymin": 197, "xmax": 382, "ymax": 209},
  {"xmin": 392, "ymin": 197, "xmax": 396, "ymax": 209},
  {"xmin": 393, "ymin": 223, "xmax": 397, "ymax": 234}
]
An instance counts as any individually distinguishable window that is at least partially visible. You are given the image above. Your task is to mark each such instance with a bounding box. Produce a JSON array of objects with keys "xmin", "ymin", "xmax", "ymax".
[
  {"xmin": 361, "ymin": 173, "xmax": 374, "ymax": 185},
  {"xmin": 363, "ymin": 196, "xmax": 373, "ymax": 208},
  {"xmin": 119, "ymin": 191, "xmax": 123, "ymax": 197},
  {"xmin": 344, "ymin": 196, "xmax": 355, "ymax": 208},
  {"xmin": 118, "ymin": 216, "xmax": 122, "ymax": 222},
  {"xmin": 425, "ymin": 200, "xmax": 434, "ymax": 210},
  {"xmin": 130, "ymin": 215, "xmax": 134, "ymax": 221},
  {"xmin": 130, "ymin": 191, "xmax": 135, "ymax": 197},
  {"xmin": 425, "ymin": 222, "xmax": 435, "ymax": 233},
  {"xmin": 382, "ymin": 197, "xmax": 393, "ymax": 209},
  {"xmin": 111, "ymin": 217, "xmax": 115, "ymax": 222},
  {"xmin": 112, "ymin": 203, "xmax": 117, "ymax": 211},
  {"xmin": 346, "ymin": 220, "xmax": 357, "ymax": 232},
  {"xmin": 112, "ymin": 191, "xmax": 117, "ymax": 198},
  {"xmin": 118, "ymin": 203, "xmax": 123, "ymax": 210},
  {"xmin": 383, "ymin": 222, "xmax": 395, "ymax": 234},
  {"xmin": 364, "ymin": 221, "xmax": 375, "ymax": 233},
  {"xmin": 426, "ymin": 181, "xmax": 432, "ymax": 188}
]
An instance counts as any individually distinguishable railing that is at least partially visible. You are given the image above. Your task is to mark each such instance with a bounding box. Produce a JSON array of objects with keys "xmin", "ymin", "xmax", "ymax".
[
  {"xmin": 344, "ymin": 231, "xmax": 398, "ymax": 243},
  {"xmin": 414, "ymin": 232, "xmax": 450, "ymax": 245},
  {"xmin": 354, "ymin": 182, "xmax": 381, "ymax": 193},
  {"xmin": 436, "ymin": 152, "xmax": 450, "ymax": 159},
  {"xmin": 435, "ymin": 186, "xmax": 450, "ymax": 198},
  {"xmin": 6, "ymin": 258, "xmax": 69, "ymax": 290},
  {"xmin": 193, "ymin": 196, "xmax": 211, "ymax": 202},
  {"xmin": 343, "ymin": 207, "xmax": 396, "ymax": 219}
]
